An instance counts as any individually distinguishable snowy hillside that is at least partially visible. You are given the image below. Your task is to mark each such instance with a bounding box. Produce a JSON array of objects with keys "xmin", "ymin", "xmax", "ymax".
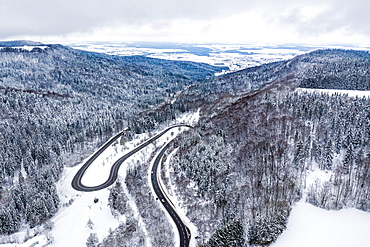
[
  {"xmin": 53, "ymin": 113, "xmax": 198, "ymax": 247},
  {"xmin": 271, "ymin": 157, "xmax": 370, "ymax": 247},
  {"xmin": 272, "ymin": 201, "xmax": 370, "ymax": 247},
  {"xmin": 1, "ymin": 44, "xmax": 369, "ymax": 247},
  {"xmin": 0, "ymin": 111, "xmax": 199, "ymax": 247}
]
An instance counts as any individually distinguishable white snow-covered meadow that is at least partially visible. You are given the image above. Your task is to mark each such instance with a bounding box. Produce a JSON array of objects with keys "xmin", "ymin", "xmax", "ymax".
[
  {"xmin": 68, "ymin": 42, "xmax": 309, "ymax": 72},
  {"xmin": 272, "ymin": 137, "xmax": 370, "ymax": 247},
  {"xmin": 271, "ymin": 201, "xmax": 370, "ymax": 247}
]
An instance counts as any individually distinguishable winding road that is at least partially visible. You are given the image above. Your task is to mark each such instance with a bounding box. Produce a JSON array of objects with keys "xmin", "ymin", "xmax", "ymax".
[
  {"xmin": 151, "ymin": 143, "xmax": 191, "ymax": 247},
  {"xmin": 71, "ymin": 124, "xmax": 191, "ymax": 247},
  {"xmin": 71, "ymin": 124, "xmax": 190, "ymax": 191}
]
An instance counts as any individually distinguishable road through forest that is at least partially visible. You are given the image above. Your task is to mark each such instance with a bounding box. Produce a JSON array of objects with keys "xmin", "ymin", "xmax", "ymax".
[{"xmin": 71, "ymin": 124, "xmax": 191, "ymax": 247}]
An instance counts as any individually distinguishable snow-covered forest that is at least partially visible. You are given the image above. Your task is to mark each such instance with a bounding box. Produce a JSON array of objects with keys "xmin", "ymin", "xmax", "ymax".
[
  {"xmin": 169, "ymin": 88, "xmax": 370, "ymax": 246},
  {"xmin": 0, "ymin": 42, "xmax": 223, "ymax": 237},
  {"xmin": 0, "ymin": 42, "xmax": 369, "ymax": 247},
  {"xmin": 153, "ymin": 49, "xmax": 370, "ymax": 246}
]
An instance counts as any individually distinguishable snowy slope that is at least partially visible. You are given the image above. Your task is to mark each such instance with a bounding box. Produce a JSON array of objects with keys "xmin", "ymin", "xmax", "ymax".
[
  {"xmin": 0, "ymin": 46, "xmax": 48, "ymax": 51},
  {"xmin": 271, "ymin": 202, "xmax": 370, "ymax": 247},
  {"xmin": 0, "ymin": 236, "xmax": 47, "ymax": 247},
  {"xmin": 51, "ymin": 111, "xmax": 199, "ymax": 246},
  {"xmin": 272, "ymin": 153, "xmax": 370, "ymax": 247},
  {"xmin": 50, "ymin": 115, "xmax": 198, "ymax": 246},
  {"xmin": 0, "ymin": 111, "xmax": 199, "ymax": 247}
]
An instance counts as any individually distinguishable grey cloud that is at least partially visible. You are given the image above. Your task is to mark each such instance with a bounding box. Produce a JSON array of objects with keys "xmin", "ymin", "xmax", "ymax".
[
  {"xmin": 337, "ymin": 0, "xmax": 370, "ymax": 35},
  {"xmin": 0, "ymin": 0, "xmax": 369, "ymax": 42},
  {"xmin": 0, "ymin": 0, "xmax": 256, "ymax": 39},
  {"xmin": 275, "ymin": 0, "xmax": 370, "ymax": 39},
  {"xmin": 279, "ymin": 8, "xmax": 342, "ymax": 36}
]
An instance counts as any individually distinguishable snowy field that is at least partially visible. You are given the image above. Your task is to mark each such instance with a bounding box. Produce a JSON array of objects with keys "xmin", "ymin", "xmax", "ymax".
[
  {"xmin": 272, "ymin": 202, "xmax": 370, "ymax": 247},
  {"xmin": 67, "ymin": 42, "xmax": 309, "ymax": 72},
  {"xmin": 271, "ymin": 131, "xmax": 370, "ymax": 247},
  {"xmin": 66, "ymin": 42, "xmax": 370, "ymax": 73}
]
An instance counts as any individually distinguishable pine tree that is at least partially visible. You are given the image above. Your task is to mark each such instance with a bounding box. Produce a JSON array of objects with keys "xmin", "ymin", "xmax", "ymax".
[
  {"xmin": 86, "ymin": 218, "xmax": 94, "ymax": 230},
  {"xmin": 323, "ymin": 139, "xmax": 334, "ymax": 170},
  {"xmin": 342, "ymin": 144, "xmax": 354, "ymax": 174},
  {"xmin": 205, "ymin": 220, "xmax": 244, "ymax": 247},
  {"xmin": 293, "ymin": 140, "xmax": 305, "ymax": 168},
  {"xmin": 248, "ymin": 213, "xmax": 287, "ymax": 246},
  {"xmin": 86, "ymin": 233, "xmax": 99, "ymax": 247}
]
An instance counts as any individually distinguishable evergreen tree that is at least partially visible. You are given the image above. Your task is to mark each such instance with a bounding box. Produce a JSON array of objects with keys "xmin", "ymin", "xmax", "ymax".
[
  {"xmin": 323, "ymin": 139, "xmax": 334, "ymax": 170},
  {"xmin": 86, "ymin": 233, "xmax": 99, "ymax": 247},
  {"xmin": 293, "ymin": 140, "xmax": 305, "ymax": 168},
  {"xmin": 342, "ymin": 144, "xmax": 354, "ymax": 174},
  {"xmin": 205, "ymin": 220, "xmax": 244, "ymax": 247},
  {"xmin": 248, "ymin": 213, "xmax": 287, "ymax": 246},
  {"xmin": 86, "ymin": 218, "xmax": 94, "ymax": 230},
  {"xmin": 108, "ymin": 182, "xmax": 127, "ymax": 215}
]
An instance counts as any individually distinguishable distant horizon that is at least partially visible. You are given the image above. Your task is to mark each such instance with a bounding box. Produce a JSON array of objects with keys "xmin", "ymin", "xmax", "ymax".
[{"xmin": 1, "ymin": 39, "xmax": 369, "ymax": 50}]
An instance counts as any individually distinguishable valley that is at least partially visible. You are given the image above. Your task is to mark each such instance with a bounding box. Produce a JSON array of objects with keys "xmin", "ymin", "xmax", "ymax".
[
  {"xmin": 67, "ymin": 41, "xmax": 370, "ymax": 72},
  {"xmin": 0, "ymin": 41, "xmax": 369, "ymax": 247}
]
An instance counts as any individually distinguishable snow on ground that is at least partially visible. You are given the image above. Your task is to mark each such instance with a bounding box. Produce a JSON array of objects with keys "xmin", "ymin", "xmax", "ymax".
[
  {"xmin": 47, "ymin": 111, "xmax": 199, "ymax": 246},
  {"xmin": 68, "ymin": 42, "xmax": 309, "ymax": 72},
  {"xmin": 296, "ymin": 88, "xmax": 370, "ymax": 98},
  {"xmin": 67, "ymin": 42, "xmax": 368, "ymax": 75},
  {"xmin": 159, "ymin": 148, "xmax": 199, "ymax": 247},
  {"xmin": 50, "ymin": 131, "xmax": 159, "ymax": 247},
  {"xmin": 272, "ymin": 159, "xmax": 370, "ymax": 247},
  {"xmin": 0, "ymin": 235, "xmax": 47, "ymax": 247},
  {"xmin": 303, "ymin": 161, "xmax": 333, "ymax": 201},
  {"xmin": 271, "ymin": 201, "xmax": 370, "ymax": 247},
  {"xmin": 51, "ymin": 164, "xmax": 121, "ymax": 247},
  {"xmin": 80, "ymin": 140, "xmax": 125, "ymax": 186},
  {"xmin": 173, "ymin": 108, "xmax": 200, "ymax": 127}
]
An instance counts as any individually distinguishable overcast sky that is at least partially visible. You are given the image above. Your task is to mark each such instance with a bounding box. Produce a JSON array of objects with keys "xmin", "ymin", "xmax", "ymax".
[{"xmin": 1, "ymin": 0, "xmax": 369, "ymax": 45}]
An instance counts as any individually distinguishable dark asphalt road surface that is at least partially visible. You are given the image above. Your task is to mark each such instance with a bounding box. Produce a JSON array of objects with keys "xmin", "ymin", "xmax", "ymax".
[
  {"xmin": 71, "ymin": 124, "xmax": 190, "ymax": 191},
  {"xmin": 71, "ymin": 124, "xmax": 192, "ymax": 247},
  {"xmin": 151, "ymin": 143, "xmax": 191, "ymax": 247}
]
